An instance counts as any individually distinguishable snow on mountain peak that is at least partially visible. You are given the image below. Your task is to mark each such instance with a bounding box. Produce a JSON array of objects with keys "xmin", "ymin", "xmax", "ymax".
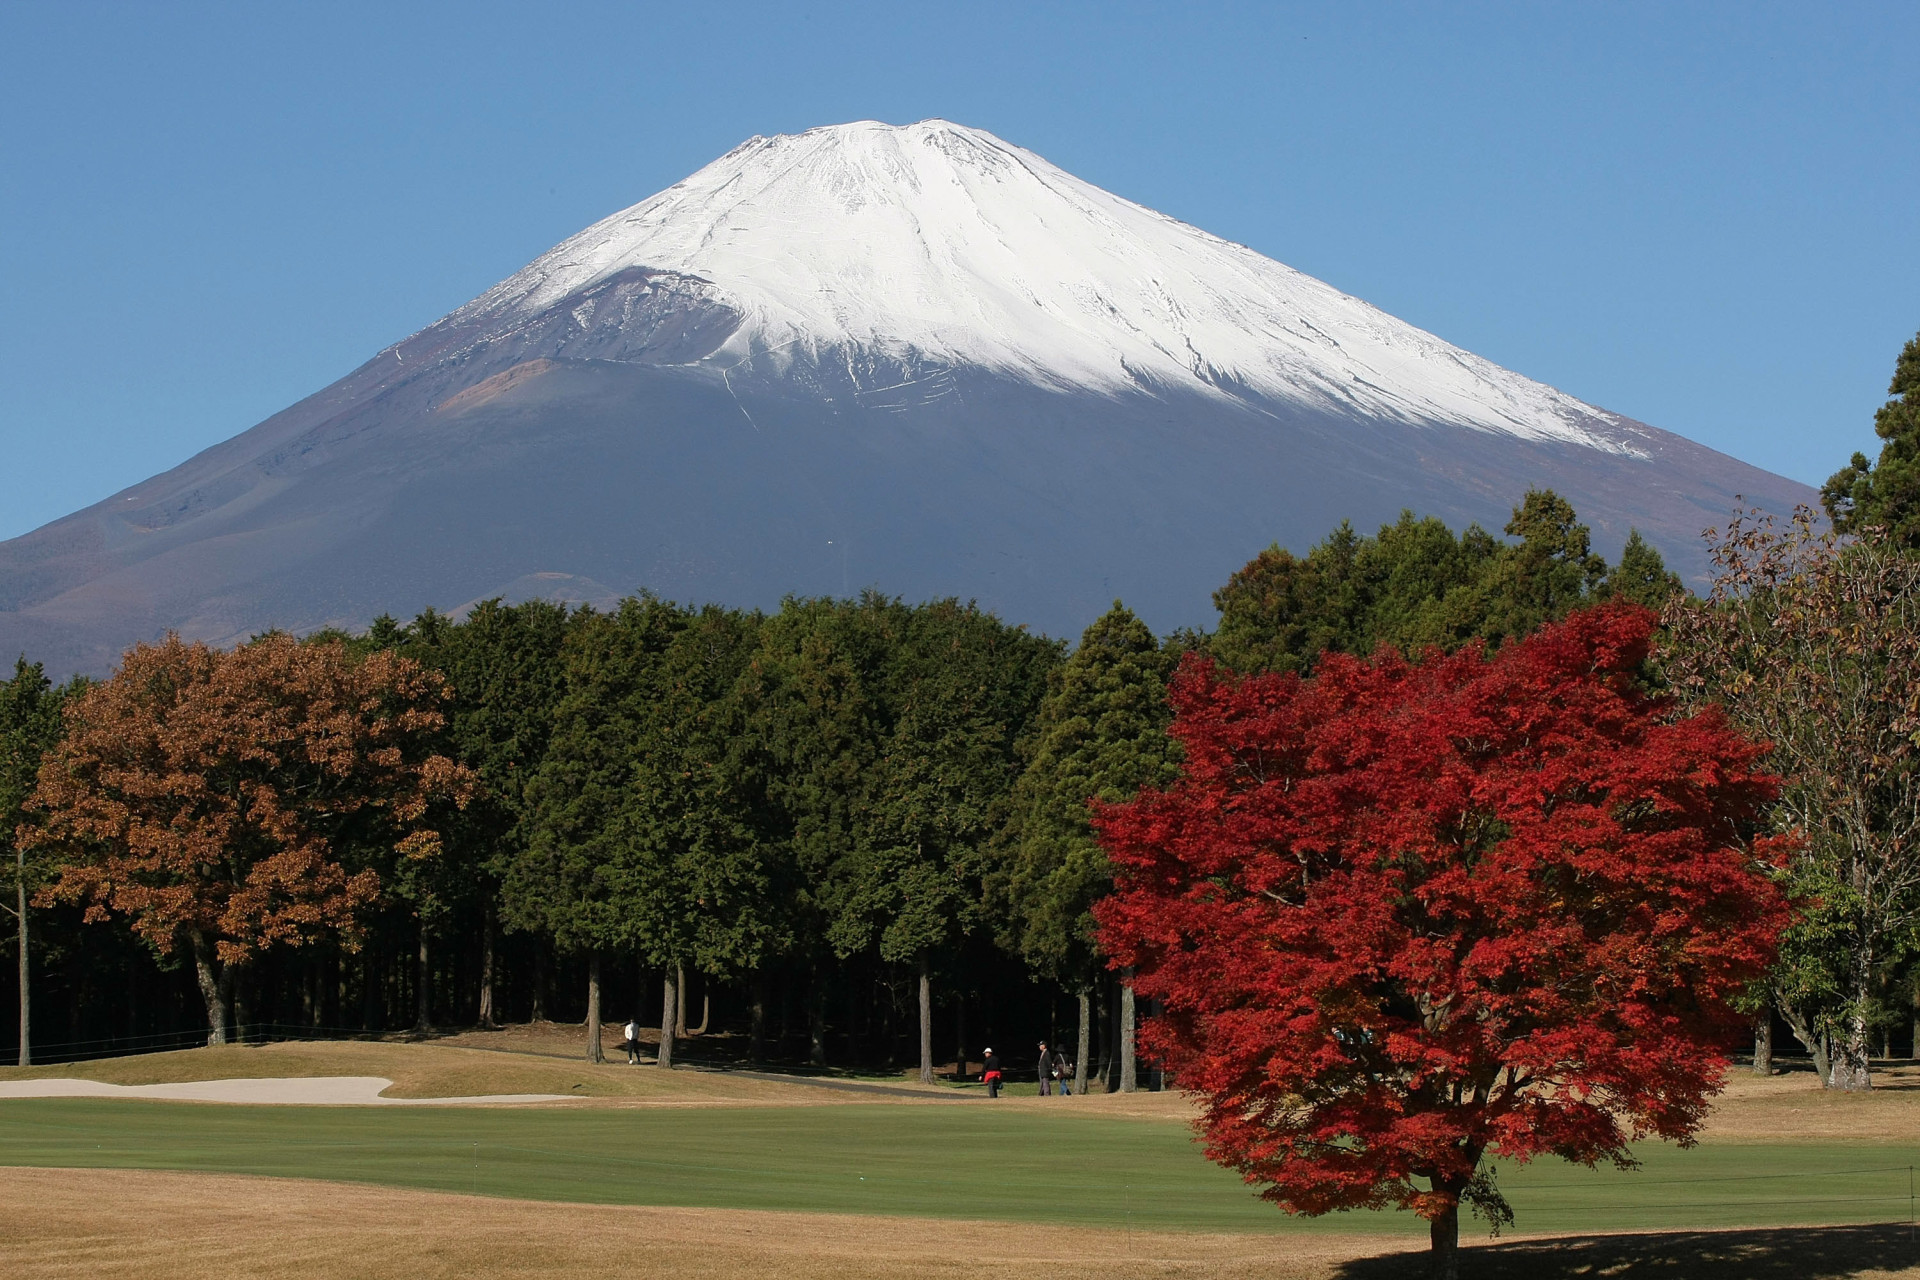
[{"xmin": 462, "ymin": 120, "xmax": 1634, "ymax": 451}]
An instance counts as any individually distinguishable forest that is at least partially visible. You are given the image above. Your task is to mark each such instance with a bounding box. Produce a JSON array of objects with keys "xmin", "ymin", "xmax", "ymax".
[{"xmin": 0, "ymin": 486, "xmax": 1677, "ymax": 1085}]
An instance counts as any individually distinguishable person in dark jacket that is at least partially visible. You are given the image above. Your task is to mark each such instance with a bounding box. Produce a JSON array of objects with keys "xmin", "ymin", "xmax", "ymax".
[
  {"xmin": 1037, "ymin": 1041, "xmax": 1053, "ymax": 1096},
  {"xmin": 982, "ymin": 1047, "xmax": 1003, "ymax": 1098}
]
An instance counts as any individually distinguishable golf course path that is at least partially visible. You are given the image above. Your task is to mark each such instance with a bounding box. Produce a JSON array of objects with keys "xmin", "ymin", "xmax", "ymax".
[{"xmin": 0, "ymin": 1075, "xmax": 567, "ymax": 1105}]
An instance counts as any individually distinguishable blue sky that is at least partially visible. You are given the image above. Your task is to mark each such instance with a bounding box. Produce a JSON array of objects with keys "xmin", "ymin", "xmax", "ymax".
[{"xmin": 2, "ymin": 1, "xmax": 1914, "ymax": 542}]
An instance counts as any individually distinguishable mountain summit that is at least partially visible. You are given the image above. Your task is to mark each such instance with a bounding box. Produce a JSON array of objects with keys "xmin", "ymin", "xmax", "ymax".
[
  {"xmin": 459, "ymin": 119, "xmax": 1627, "ymax": 449},
  {"xmin": 0, "ymin": 120, "xmax": 1808, "ymax": 675}
]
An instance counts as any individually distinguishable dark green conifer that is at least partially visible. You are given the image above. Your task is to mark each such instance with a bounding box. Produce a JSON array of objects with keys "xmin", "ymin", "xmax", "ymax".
[
  {"xmin": 1822, "ymin": 332, "xmax": 1920, "ymax": 548},
  {"xmin": 1000, "ymin": 602, "xmax": 1180, "ymax": 1093}
]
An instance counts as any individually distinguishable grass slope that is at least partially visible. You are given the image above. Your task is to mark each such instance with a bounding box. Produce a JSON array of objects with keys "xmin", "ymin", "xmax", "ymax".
[
  {"xmin": 0, "ymin": 1036, "xmax": 861, "ymax": 1103},
  {"xmin": 2, "ymin": 1096, "xmax": 1915, "ymax": 1237}
]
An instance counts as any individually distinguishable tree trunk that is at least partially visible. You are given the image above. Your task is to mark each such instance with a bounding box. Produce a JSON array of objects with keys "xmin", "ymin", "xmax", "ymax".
[
  {"xmin": 675, "ymin": 963, "xmax": 689, "ymax": 1038},
  {"xmin": 361, "ymin": 941, "xmax": 382, "ymax": 1031},
  {"xmin": 808, "ymin": 978, "xmax": 826, "ymax": 1066},
  {"xmin": 690, "ymin": 991, "xmax": 710, "ymax": 1036},
  {"xmin": 750, "ymin": 970, "xmax": 768, "ymax": 1061},
  {"xmin": 476, "ymin": 905, "xmax": 496, "ymax": 1028},
  {"xmin": 953, "ymin": 992, "xmax": 966, "ymax": 1081},
  {"xmin": 189, "ymin": 930, "xmax": 231, "ymax": 1046},
  {"xmin": 1074, "ymin": 986, "xmax": 1090, "ymax": 1096},
  {"xmin": 1427, "ymin": 1188, "xmax": 1462, "ymax": 1280},
  {"xmin": 1150, "ymin": 996, "xmax": 1165, "ymax": 1090},
  {"xmin": 917, "ymin": 956, "xmax": 934, "ymax": 1084},
  {"xmin": 1099, "ymin": 980, "xmax": 1115, "ymax": 1091},
  {"xmin": 845, "ymin": 974, "xmax": 860, "ymax": 1064},
  {"xmin": 1780, "ymin": 1001, "xmax": 1833, "ymax": 1085},
  {"xmin": 585, "ymin": 953, "xmax": 604, "ymax": 1064},
  {"xmin": 15, "ymin": 858, "xmax": 29, "ymax": 1066},
  {"xmin": 1831, "ymin": 978, "xmax": 1874, "ymax": 1090},
  {"xmin": 1752, "ymin": 1010, "xmax": 1772, "ymax": 1075},
  {"xmin": 1119, "ymin": 969, "xmax": 1137, "ymax": 1093},
  {"xmin": 414, "ymin": 927, "xmax": 433, "ymax": 1033},
  {"xmin": 232, "ymin": 964, "xmax": 252, "ymax": 1043},
  {"xmin": 658, "ymin": 969, "xmax": 678, "ymax": 1069},
  {"xmin": 530, "ymin": 940, "xmax": 547, "ymax": 1023}
]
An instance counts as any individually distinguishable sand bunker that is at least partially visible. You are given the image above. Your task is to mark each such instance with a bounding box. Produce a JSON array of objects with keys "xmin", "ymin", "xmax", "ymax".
[{"xmin": 0, "ymin": 1075, "xmax": 566, "ymax": 1105}]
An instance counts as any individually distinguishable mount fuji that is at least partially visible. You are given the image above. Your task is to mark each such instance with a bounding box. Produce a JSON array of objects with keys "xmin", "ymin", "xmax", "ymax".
[{"xmin": 1, "ymin": 120, "xmax": 1810, "ymax": 675}]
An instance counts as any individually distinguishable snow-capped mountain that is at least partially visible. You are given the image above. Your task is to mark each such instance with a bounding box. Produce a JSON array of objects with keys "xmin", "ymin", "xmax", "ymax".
[
  {"xmin": 0, "ymin": 120, "xmax": 1809, "ymax": 676},
  {"xmin": 455, "ymin": 120, "xmax": 1634, "ymax": 451}
]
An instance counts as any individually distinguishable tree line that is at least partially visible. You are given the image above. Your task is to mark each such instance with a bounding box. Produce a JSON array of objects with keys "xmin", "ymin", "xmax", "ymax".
[{"xmin": 1, "ymin": 486, "xmax": 1674, "ymax": 1079}]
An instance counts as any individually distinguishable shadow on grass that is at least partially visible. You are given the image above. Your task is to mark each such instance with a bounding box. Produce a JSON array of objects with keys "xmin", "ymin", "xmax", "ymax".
[{"xmin": 1335, "ymin": 1224, "xmax": 1920, "ymax": 1278}]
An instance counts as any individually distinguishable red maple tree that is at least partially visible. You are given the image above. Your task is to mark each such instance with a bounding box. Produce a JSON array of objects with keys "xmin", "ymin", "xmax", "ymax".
[{"xmin": 1094, "ymin": 604, "xmax": 1787, "ymax": 1278}]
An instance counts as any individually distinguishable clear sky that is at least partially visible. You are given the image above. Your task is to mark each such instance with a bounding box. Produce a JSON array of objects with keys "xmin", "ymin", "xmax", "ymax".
[{"xmin": 2, "ymin": 1, "xmax": 1914, "ymax": 542}]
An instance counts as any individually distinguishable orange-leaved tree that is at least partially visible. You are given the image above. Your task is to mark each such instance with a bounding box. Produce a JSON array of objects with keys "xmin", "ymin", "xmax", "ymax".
[
  {"xmin": 1094, "ymin": 604, "xmax": 1788, "ymax": 1280},
  {"xmin": 27, "ymin": 633, "xmax": 474, "ymax": 1043}
]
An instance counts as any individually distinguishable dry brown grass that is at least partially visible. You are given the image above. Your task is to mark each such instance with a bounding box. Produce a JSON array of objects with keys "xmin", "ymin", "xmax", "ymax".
[
  {"xmin": 9, "ymin": 1167, "xmax": 1920, "ymax": 1280},
  {"xmin": 1703, "ymin": 1061, "xmax": 1920, "ymax": 1143},
  {"xmin": 0, "ymin": 1025, "xmax": 1210, "ymax": 1112},
  {"xmin": 0, "ymin": 1167, "xmax": 1405, "ymax": 1280},
  {"xmin": 0, "ymin": 1035, "xmax": 883, "ymax": 1105}
]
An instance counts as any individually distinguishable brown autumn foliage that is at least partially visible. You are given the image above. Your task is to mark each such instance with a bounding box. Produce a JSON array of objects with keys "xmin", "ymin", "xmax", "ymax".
[
  {"xmin": 25, "ymin": 633, "xmax": 475, "ymax": 1042},
  {"xmin": 1663, "ymin": 505, "xmax": 1920, "ymax": 1092}
]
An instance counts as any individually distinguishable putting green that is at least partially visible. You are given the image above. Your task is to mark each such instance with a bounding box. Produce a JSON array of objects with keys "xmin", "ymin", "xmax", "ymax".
[{"xmin": 0, "ymin": 1099, "xmax": 1912, "ymax": 1236}]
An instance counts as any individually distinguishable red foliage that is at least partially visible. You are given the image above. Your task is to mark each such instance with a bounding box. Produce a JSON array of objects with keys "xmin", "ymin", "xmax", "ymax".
[{"xmin": 1094, "ymin": 604, "xmax": 1787, "ymax": 1232}]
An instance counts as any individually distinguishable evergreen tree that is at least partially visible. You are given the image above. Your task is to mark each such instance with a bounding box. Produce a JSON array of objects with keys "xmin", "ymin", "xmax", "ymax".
[
  {"xmin": 515, "ymin": 596, "xmax": 685, "ymax": 1062},
  {"xmin": 1208, "ymin": 522, "xmax": 1368, "ymax": 675},
  {"xmin": 832, "ymin": 600, "xmax": 1057, "ymax": 1082},
  {"xmin": 1598, "ymin": 529, "xmax": 1684, "ymax": 609},
  {"xmin": 1, "ymin": 658, "xmax": 69, "ymax": 1065},
  {"xmin": 610, "ymin": 604, "xmax": 774, "ymax": 1067},
  {"xmin": 732, "ymin": 594, "xmax": 897, "ymax": 1064},
  {"xmin": 1209, "ymin": 490, "xmax": 1628, "ymax": 675},
  {"xmin": 1477, "ymin": 488, "xmax": 1609, "ymax": 640},
  {"xmin": 1001, "ymin": 603, "xmax": 1180, "ymax": 1093},
  {"xmin": 411, "ymin": 600, "xmax": 571, "ymax": 1027},
  {"xmin": 1823, "ymin": 331, "xmax": 1920, "ymax": 548}
]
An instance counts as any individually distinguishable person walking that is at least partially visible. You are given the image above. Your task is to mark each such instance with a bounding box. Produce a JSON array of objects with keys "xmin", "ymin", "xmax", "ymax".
[
  {"xmin": 1037, "ymin": 1041, "xmax": 1053, "ymax": 1097},
  {"xmin": 623, "ymin": 1017, "xmax": 641, "ymax": 1065},
  {"xmin": 982, "ymin": 1046, "xmax": 1003, "ymax": 1099},
  {"xmin": 1053, "ymin": 1047, "xmax": 1073, "ymax": 1096}
]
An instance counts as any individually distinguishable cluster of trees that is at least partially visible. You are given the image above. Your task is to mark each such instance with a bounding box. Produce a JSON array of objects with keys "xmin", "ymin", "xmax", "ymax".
[
  {"xmin": 1656, "ymin": 330, "xmax": 1920, "ymax": 1093},
  {"xmin": 1, "ymin": 485, "xmax": 1674, "ymax": 1079},
  {"xmin": 1097, "ymin": 603, "xmax": 1788, "ymax": 1276},
  {"xmin": 1081, "ymin": 329, "xmax": 1920, "ymax": 1277}
]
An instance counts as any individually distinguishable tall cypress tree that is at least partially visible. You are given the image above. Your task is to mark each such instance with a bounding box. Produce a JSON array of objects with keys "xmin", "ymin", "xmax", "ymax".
[
  {"xmin": 732, "ymin": 594, "xmax": 896, "ymax": 1065},
  {"xmin": 515, "ymin": 596, "xmax": 684, "ymax": 1062},
  {"xmin": 1001, "ymin": 602, "xmax": 1180, "ymax": 1093},
  {"xmin": 413, "ymin": 600, "xmax": 571, "ymax": 1027},
  {"xmin": 610, "ymin": 604, "xmax": 774, "ymax": 1068},
  {"xmin": 831, "ymin": 600, "xmax": 1057, "ymax": 1083}
]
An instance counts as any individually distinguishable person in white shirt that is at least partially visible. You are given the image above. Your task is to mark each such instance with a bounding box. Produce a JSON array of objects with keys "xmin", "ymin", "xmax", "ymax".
[{"xmin": 624, "ymin": 1019, "xmax": 641, "ymax": 1065}]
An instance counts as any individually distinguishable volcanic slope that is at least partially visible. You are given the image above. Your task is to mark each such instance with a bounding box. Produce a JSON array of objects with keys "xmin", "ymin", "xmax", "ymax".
[{"xmin": 0, "ymin": 119, "xmax": 1810, "ymax": 675}]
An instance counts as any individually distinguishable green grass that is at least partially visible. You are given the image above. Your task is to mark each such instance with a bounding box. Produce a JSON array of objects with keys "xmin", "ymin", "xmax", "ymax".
[{"xmin": 0, "ymin": 1099, "xmax": 1912, "ymax": 1237}]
